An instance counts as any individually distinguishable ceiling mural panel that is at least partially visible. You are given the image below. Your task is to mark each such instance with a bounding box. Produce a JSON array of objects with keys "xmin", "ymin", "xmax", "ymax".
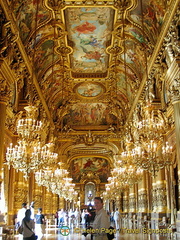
[
  {"xmin": 124, "ymin": 25, "xmax": 153, "ymax": 57},
  {"xmin": 120, "ymin": 39, "xmax": 146, "ymax": 79},
  {"xmin": 64, "ymin": 7, "xmax": 115, "ymax": 76},
  {"xmin": 129, "ymin": 0, "xmax": 167, "ymax": 43},
  {"xmin": 13, "ymin": 0, "xmax": 51, "ymax": 43},
  {"xmin": 63, "ymin": 103, "xmax": 117, "ymax": 126},
  {"xmin": 75, "ymin": 82, "xmax": 104, "ymax": 98},
  {"xmin": 70, "ymin": 157, "xmax": 110, "ymax": 183}
]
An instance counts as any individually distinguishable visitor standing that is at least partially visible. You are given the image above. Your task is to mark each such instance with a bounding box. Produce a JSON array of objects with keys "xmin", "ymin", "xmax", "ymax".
[{"xmin": 93, "ymin": 197, "xmax": 110, "ymax": 240}]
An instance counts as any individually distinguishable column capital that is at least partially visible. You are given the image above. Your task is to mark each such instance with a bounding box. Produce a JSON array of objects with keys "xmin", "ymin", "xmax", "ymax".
[{"xmin": 169, "ymin": 78, "xmax": 180, "ymax": 104}]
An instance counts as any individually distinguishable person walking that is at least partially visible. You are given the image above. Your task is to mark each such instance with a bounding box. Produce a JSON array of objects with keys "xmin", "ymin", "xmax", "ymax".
[
  {"xmin": 113, "ymin": 208, "xmax": 120, "ymax": 230},
  {"xmin": 74, "ymin": 208, "xmax": 80, "ymax": 227},
  {"xmin": 34, "ymin": 208, "xmax": 45, "ymax": 240},
  {"xmin": 81, "ymin": 209, "xmax": 86, "ymax": 227},
  {"xmin": 16, "ymin": 203, "xmax": 27, "ymax": 240},
  {"xmin": 92, "ymin": 197, "xmax": 110, "ymax": 240},
  {"xmin": 17, "ymin": 203, "xmax": 27, "ymax": 225},
  {"xmin": 21, "ymin": 209, "xmax": 36, "ymax": 240}
]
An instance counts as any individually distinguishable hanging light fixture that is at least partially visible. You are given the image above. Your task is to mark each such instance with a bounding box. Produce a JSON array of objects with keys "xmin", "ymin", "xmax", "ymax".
[
  {"xmin": 6, "ymin": 1, "xmax": 59, "ymax": 178},
  {"xmin": 6, "ymin": 106, "xmax": 44, "ymax": 178}
]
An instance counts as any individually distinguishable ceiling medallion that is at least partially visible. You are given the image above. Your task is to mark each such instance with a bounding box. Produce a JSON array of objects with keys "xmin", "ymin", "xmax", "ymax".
[{"xmin": 75, "ymin": 82, "xmax": 104, "ymax": 98}]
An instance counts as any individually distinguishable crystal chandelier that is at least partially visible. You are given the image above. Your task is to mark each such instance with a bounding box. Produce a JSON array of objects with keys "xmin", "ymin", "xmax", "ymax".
[
  {"xmin": 112, "ymin": 160, "xmax": 144, "ymax": 186},
  {"xmin": 132, "ymin": 99, "xmax": 173, "ymax": 176},
  {"xmin": 17, "ymin": 106, "xmax": 42, "ymax": 141},
  {"xmin": 133, "ymin": 141, "xmax": 173, "ymax": 176},
  {"xmin": 6, "ymin": 106, "xmax": 58, "ymax": 178},
  {"xmin": 104, "ymin": 177, "xmax": 129, "ymax": 201},
  {"xmin": 35, "ymin": 166, "xmax": 77, "ymax": 200}
]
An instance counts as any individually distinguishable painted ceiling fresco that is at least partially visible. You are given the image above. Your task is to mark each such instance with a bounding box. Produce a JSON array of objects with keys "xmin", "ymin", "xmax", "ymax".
[
  {"xmin": 63, "ymin": 103, "xmax": 117, "ymax": 126},
  {"xmin": 64, "ymin": 7, "xmax": 115, "ymax": 76},
  {"xmin": 76, "ymin": 82, "xmax": 104, "ymax": 97},
  {"xmin": 12, "ymin": 0, "xmax": 168, "ymax": 127},
  {"xmin": 70, "ymin": 157, "xmax": 110, "ymax": 183}
]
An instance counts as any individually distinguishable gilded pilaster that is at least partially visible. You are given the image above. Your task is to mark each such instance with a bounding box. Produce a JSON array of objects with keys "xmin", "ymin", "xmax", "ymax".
[
  {"xmin": 169, "ymin": 78, "xmax": 180, "ymax": 208},
  {"xmin": 138, "ymin": 172, "xmax": 148, "ymax": 213},
  {"xmin": 59, "ymin": 197, "xmax": 65, "ymax": 210},
  {"xmin": 123, "ymin": 190, "xmax": 129, "ymax": 213},
  {"xmin": 80, "ymin": 184, "xmax": 85, "ymax": 207},
  {"xmin": 33, "ymin": 185, "xmax": 43, "ymax": 209},
  {"xmin": 115, "ymin": 195, "xmax": 123, "ymax": 212},
  {"xmin": 152, "ymin": 170, "xmax": 167, "ymax": 213},
  {"xmin": 52, "ymin": 194, "xmax": 58, "ymax": 213},
  {"xmin": 43, "ymin": 188, "xmax": 53, "ymax": 214},
  {"xmin": 13, "ymin": 171, "xmax": 28, "ymax": 212},
  {"xmin": 129, "ymin": 185, "xmax": 136, "ymax": 213},
  {"xmin": 109, "ymin": 200, "xmax": 113, "ymax": 213},
  {"xmin": 115, "ymin": 196, "xmax": 120, "ymax": 211},
  {"xmin": 0, "ymin": 79, "xmax": 10, "ymax": 176}
]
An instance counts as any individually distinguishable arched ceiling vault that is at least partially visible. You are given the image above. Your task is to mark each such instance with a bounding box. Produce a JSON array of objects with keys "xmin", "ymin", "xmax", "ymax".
[{"xmin": 1, "ymin": 0, "xmax": 179, "ymax": 184}]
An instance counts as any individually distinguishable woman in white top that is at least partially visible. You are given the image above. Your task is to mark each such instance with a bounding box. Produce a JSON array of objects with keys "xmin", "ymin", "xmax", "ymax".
[{"xmin": 22, "ymin": 209, "xmax": 36, "ymax": 240}]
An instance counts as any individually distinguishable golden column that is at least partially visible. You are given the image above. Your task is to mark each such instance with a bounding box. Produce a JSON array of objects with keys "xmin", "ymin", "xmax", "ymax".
[
  {"xmin": 152, "ymin": 169, "xmax": 167, "ymax": 213},
  {"xmin": 59, "ymin": 197, "xmax": 65, "ymax": 210},
  {"xmin": 52, "ymin": 194, "xmax": 59, "ymax": 213},
  {"xmin": 13, "ymin": 171, "xmax": 28, "ymax": 212},
  {"xmin": 129, "ymin": 185, "xmax": 136, "ymax": 213},
  {"xmin": 43, "ymin": 187, "xmax": 53, "ymax": 215},
  {"xmin": 33, "ymin": 180, "xmax": 43, "ymax": 209},
  {"xmin": 0, "ymin": 82, "xmax": 9, "ymax": 178},
  {"xmin": 138, "ymin": 172, "xmax": 148, "ymax": 213},
  {"xmin": 123, "ymin": 190, "xmax": 129, "ymax": 213},
  {"xmin": 169, "ymin": 78, "xmax": 180, "ymax": 207}
]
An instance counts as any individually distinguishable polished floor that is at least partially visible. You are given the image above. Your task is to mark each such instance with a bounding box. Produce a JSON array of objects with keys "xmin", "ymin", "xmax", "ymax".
[{"xmin": 11, "ymin": 226, "xmax": 177, "ymax": 240}]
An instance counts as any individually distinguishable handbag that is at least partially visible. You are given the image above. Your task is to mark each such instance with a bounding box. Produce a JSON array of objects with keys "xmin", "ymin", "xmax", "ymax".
[{"xmin": 17, "ymin": 225, "xmax": 23, "ymax": 234}]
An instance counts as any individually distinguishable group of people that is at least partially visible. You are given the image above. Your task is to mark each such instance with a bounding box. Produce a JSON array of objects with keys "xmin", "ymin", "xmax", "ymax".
[
  {"xmin": 55, "ymin": 208, "xmax": 92, "ymax": 228},
  {"xmin": 16, "ymin": 197, "xmax": 115, "ymax": 240},
  {"xmin": 16, "ymin": 202, "xmax": 45, "ymax": 240},
  {"xmin": 110, "ymin": 208, "xmax": 120, "ymax": 230}
]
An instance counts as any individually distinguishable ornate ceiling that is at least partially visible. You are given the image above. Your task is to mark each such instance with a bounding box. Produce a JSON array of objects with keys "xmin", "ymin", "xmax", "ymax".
[{"xmin": 1, "ymin": 0, "xmax": 178, "ymax": 185}]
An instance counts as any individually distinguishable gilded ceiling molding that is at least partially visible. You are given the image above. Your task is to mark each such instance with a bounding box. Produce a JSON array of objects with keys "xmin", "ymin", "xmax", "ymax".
[
  {"xmin": 126, "ymin": 1, "xmax": 180, "ymax": 123},
  {"xmin": 169, "ymin": 78, "xmax": 180, "ymax": 104},
  {"xmin": 80, "ymin": 171, "xmax": 101, "ymax": 185},
  {"xmin": 1, "ymin": 1, "xmax": 54, "ymax": 125}
]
